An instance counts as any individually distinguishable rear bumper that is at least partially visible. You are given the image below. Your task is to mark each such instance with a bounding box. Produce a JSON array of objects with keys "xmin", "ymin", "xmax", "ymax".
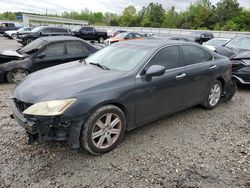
[{"xmin": 10, "ymin": 99, "xmax": 84, "ymax": 149}]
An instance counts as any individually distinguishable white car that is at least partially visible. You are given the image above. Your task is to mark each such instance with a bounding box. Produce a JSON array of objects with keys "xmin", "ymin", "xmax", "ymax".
[
  {"xmin": 203, "ymin": 38, "xmax": 230, "ymax": 51},
  {"xmin": 4, "ymin": 27, "xmax": 32, "ymax": 39}
]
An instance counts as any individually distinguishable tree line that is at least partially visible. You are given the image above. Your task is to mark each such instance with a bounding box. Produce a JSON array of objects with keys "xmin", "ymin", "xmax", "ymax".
[{"xmin": 0, "ymin": 0, "xmax": 249, "ymax": 31}]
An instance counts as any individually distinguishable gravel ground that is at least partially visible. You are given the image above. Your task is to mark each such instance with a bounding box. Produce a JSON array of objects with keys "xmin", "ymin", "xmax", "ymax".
[{"xmin": 0, "ymin": 36, "xmax": 249, "ymax": 188}]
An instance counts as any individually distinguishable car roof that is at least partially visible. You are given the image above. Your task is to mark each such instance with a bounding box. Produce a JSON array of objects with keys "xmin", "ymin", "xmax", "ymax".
[
  {"xmin": 117, "ymin": 39, "xmax": 191, "ymax": 48},
  {"xmin": 39, "ymin": 36, "xmax": 85, "ymax": 42}
]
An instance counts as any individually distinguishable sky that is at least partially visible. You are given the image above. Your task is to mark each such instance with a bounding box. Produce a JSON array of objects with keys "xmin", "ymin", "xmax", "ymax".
[{"xmin": 0, "ymin": 0, "xmax": 250, "ymax": 15}]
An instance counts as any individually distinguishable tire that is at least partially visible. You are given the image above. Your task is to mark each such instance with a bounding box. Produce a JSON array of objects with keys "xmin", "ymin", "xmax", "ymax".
[
  {"xmin": 6, "ymin": 69, "xmax": 29, "ymax": 83},
  {"xmin": 81, "ymin": 105, "xmax": 126, "ymax": 155},
  {"xmin": 11, "ymin": 33, "xmax": 17, "ymax": 40},
  {"xmin": 203, "ymin": 80, "xmax": 222, "ymax": 110},
  {"xmin": 26, "ymin": 38, "xmax": 34, "ymax": 45},
  {"xmin": 98, "ymin": 36, "xmax": 104, "ymax": 43}
]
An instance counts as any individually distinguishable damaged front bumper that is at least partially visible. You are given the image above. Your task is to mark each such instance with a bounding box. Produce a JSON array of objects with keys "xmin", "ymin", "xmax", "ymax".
[{"xmin": 10, "ymin": 99, "xmax": 84, "ymax": 149}]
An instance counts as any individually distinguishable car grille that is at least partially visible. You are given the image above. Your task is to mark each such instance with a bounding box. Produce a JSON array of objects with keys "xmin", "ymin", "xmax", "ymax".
[
  {"xmin": 14, "ymin": 99, "xmax": 33, "ymax": 113},
  {"xmin": 231, "ymin": 61, "xmax": 245, "ymax": 70}
]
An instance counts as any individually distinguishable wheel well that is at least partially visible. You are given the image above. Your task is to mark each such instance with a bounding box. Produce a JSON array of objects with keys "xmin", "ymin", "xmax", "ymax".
[
  {"xmin": 217, "ymin": 77, "xmax": 225, "ymax": 90},
  {"xmin": 87, "ymin": 102, "xmax": 130, "ymax": 127},
  {"xmin": 108, "ymin": 102, "xmax": 129, "ymax": 122}
]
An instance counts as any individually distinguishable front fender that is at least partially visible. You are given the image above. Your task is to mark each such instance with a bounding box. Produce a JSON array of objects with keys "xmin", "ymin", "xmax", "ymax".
[{"xmin": 0, "ymin": 59, "xmax": 32, "ymax": 72}]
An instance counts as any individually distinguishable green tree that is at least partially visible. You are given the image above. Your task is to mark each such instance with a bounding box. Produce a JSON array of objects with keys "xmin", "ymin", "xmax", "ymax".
[
  {"xmin": 215, "ymin": 0, "xmax": 242, "ymax": 25},
  {"xmin": 120, "ymin": 5, "xmax": 138, "ymax": 27},
  {"xmin": 141, "ymin": 3, "xmax": 165, "ymax": 27},
  {"xmin": 162, "ymin": 6, "xmax": 178, "ymax": 28}
]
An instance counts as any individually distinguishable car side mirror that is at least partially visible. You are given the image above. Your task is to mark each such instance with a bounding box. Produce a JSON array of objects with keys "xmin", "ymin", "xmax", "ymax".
[
  {"xmin": 37, "ymin": 53, "xmax": 46, "ymax": 59},
  {"xmin": 145, "ymin": 65, "xmax": 166, "ymax": 77}
]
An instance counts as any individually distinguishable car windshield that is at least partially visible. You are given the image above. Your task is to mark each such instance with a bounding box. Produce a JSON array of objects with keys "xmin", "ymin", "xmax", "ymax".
[
  {"xmin": 225, "ymin": 36, "xmax": 250, "ymax": 50},
  {"xmin": 205, "ymin": 38, "xmax": 229, "ymax": 46},
  {"xmin": 31, "ymin": 26, "xmax": 44, "ymax": 33},
  {"xmin": 18, "ymin": 38, "xmax": 46, "ymax": 54},
  {"xmin": 114, "ymin": 33, "xmax": 127, "ymax": 39},
  {"xmin": 72, "ymin": 26, "xmax": 81, "ymax": 32},
  {"xmin": 85, "ymin": 45, "xmax": 150, "ymax": 71}
]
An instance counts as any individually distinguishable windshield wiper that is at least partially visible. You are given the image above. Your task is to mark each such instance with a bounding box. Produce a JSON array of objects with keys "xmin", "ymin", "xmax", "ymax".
[{"xmin": 89, "ymin": 62, "xmax": 110, "ymax": 70}]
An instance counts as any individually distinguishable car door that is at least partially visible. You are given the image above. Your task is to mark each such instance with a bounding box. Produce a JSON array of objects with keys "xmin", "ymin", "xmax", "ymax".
[
  {"xmin": 180, "ymin": 45, "xmax": 217, "ymax": 107},
  {"xmin": 31, "ymin": 42, "xmax": 67, "ymax": 71},
  {"xmin": 65, "ymin": 41, "xmax": 90, "ymax": 62},
  {"xmin": 135, "ymin": 45, "xmax": 187, "ymax": 124}
]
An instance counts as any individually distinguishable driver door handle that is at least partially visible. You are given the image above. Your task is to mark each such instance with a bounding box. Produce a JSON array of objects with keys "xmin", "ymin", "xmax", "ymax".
[{"xmin": 176, "ymin": 73, "xmax": 186, "ymax": 80}]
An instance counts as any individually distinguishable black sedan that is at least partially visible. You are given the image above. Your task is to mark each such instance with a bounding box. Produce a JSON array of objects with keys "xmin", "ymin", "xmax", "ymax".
[
  {"xmin": 0, "ymin": 36, "xmax": 97, "ymax": 83},
  {"xmin": 10, "ymin": 40, "xmax": 235, "ymax": 155},
  {"xmin": 215, "ymin": 35, "xmax": 250, "ymax": 85},
  {"xmin": 17, "ymin": 26, "xmax": 73, "ymax": 46}
]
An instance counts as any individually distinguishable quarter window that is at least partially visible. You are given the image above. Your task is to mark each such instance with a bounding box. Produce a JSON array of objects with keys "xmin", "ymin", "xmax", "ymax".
[
  {"xmin": 146, "ymin": 46, "xmax": 183, "ymax": 70},
  {"xmin": 182, "ymin": 45, "xmax": 212, "ymax": 65}
]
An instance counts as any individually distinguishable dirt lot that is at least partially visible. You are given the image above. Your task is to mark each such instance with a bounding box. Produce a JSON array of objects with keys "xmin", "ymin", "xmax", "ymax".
[{"xmin": 0, "ymin": 36, "xmax": 249, "ymax": 188}]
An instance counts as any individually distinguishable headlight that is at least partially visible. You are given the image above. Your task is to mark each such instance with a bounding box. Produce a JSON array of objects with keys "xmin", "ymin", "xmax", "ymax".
[{"xmin": 23, "ymin": 98, "xmax": 77, "ymax": 116}]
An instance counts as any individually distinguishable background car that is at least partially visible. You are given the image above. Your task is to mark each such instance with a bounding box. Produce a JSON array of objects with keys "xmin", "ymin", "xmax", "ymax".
[
  {"xmin": 0, "ymin": 36, "xmax": 97, "ymax": 83},
  {"xmin": 17, "ymin": 26, "xmax": 73, "ymax": 46},
  {"xmin": 105, "ymin": 32, "xmax": 143, "ymax": 44},
  {"xmin": 72, "ymin": 26, "xmax": 108, "ymax": 43},
  {"xmin": 141, "ymin": 33, "xmax": 158, "ymax": 38},
  {"xmin": 215, "ymin": 35, "xmax": 250, "ymax": 85},
  {"xmin": 109, "ymin": 30, "xmax": 127, "ymax": 38},
  {"xmin": 4, "ymin": 27, "xmax": 32, "ymax": 39},
  {"xmin": 203, "ymin": 38, "xmax": 230, "ymax": 51},
  {"xmin": 11, "ymin": 40, "xmax": 235, "ymax": 155},
  {"xmin": 189, "ymin": 31, "xmax": 214, "ymax": 44},
  {"xmin": 0, "ymin": 22, "xmax": 22, "ymax": 34}
]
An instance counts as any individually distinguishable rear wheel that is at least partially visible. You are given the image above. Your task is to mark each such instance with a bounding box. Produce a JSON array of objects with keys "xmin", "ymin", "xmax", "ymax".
[
  {"xmin": 6, "ymin": 69, "xmax": 29, "ymax": 83},
  {"xmin": 81, "ymin": 105, "xmax": 126, "ymax": 155},
  {"xmin": 203, "ymin": 80, "xmax": 222, "ymax": 110},
  {"xmin": 98, "ymin": 36, "xmax": 104, "ymax": 43}
]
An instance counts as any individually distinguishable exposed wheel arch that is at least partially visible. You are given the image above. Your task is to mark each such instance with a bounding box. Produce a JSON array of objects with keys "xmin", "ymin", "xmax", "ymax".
[{"xmin": 216, "ymin": 77, "xmax": 225, "ymax": 90}]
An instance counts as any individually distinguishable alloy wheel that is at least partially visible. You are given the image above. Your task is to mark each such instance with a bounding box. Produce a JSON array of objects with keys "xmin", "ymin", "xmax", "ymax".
[
  {"xmin": 91, "ymin": 113, "xmax": 122, "ymax": 149},
  {"xmin": 208, "ymin": 83, "xmax": 221, "ymax": 106}
]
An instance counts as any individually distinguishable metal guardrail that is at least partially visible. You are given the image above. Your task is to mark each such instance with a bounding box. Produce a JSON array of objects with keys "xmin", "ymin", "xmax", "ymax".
[{"xmin": 93, "ymin": 25, "xmax": 250, "ymax": 39}]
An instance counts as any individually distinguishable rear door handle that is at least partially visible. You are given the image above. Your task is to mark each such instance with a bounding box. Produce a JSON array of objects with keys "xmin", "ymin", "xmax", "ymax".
[
  {"xmin": 209, "ymin": 65, "xmax": 217, "ymax": 69},
  {"xmin": 176, "ymin": 73, "xmax": 186, "ymax": 80}
]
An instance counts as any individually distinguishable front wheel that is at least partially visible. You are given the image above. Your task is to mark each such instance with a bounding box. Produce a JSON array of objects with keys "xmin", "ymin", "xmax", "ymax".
[
  {"xmin": 203, "ymin": 80, "xmax": 222, "ymax": 110},
  {"xmin": 11, "ymin": 33, "xmax": 17, "ymax": 40},
  {"xmin": 81, "ymin": 105, "xmax": 126, "ymax": 155},
  {"xmin": 26, "ymin": 38, "xmax": 34, "ymax": 45},
  {"xmin": 6, "ymin": 69, "xmax": 29, "ymax": 83}
]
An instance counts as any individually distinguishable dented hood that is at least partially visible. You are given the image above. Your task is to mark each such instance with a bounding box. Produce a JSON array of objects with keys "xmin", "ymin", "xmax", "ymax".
[
  {"xmin": 215, "ymin": 46, "xmax": 250, "ymax": 60},
  {"xmin": 13, "ymin": 61, "xmax": 126, "ymax": 103},
  {"xmin": 0, "ymin": 50, "xmax": 25, "ymax": 64},
  {"xmin": 0, "ymin": 50, "xmax": 24, "ymax": 58}
]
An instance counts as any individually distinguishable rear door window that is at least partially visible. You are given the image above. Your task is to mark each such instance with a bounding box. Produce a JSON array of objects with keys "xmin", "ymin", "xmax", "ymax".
[
  {"xmin": 66, "ymin": 42, "xmax": 89, "ymax": 56},
  {"xmin": 42, "ymin": 42, "xmax": 65, "ymax": 57},
  {"xmin": 182, "ymin": 45, "xmax": 212, "ymax": 65},
  {"xmin": 146, "ymin": 46, "xmax": 183, "ymax": 70}
]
